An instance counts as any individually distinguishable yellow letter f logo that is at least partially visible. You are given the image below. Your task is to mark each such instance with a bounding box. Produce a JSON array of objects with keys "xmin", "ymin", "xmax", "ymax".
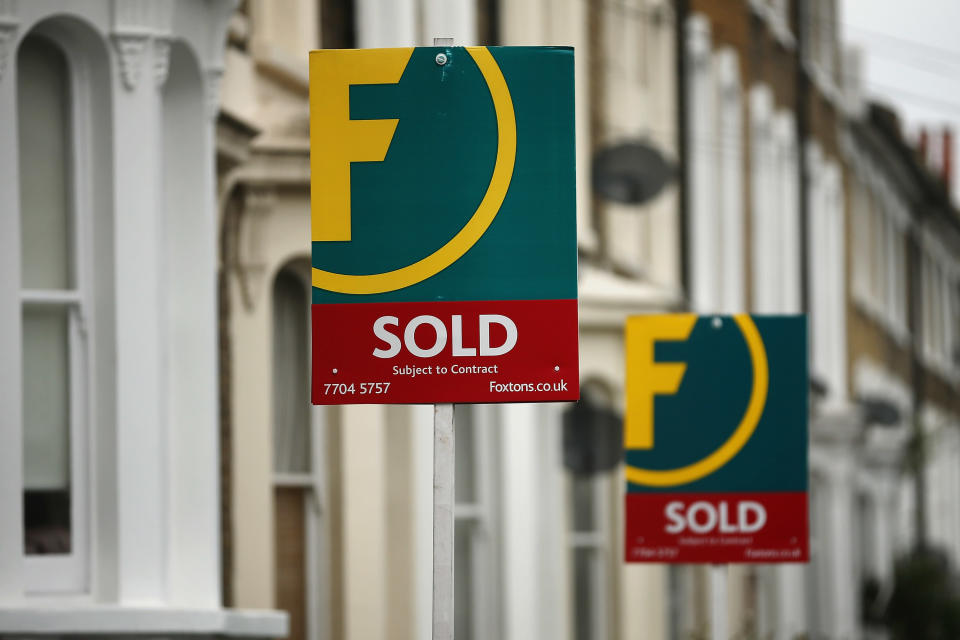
[
  {"xmin": 310, "ymin": 48, "xmax": 414, "ymax": 241},
  {"xmin": 624, "ymin": 314, "xmax": 697, "ymax": 450}
]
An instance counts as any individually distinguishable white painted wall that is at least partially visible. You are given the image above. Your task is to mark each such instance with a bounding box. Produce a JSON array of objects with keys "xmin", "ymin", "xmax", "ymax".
[{"xmin": 0, "ymin": 0, "xmax": 282, "ymax": 636}]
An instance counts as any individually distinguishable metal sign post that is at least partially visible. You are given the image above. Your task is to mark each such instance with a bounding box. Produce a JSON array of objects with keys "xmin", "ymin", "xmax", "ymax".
[
  {"xmin": 430, "ymin": 36, "xmax": 456, "ymax": 640},
  {"xmin": 433, "ymin": 402, "xmax": 455, "ymax": 640},
  {"xmin": 710, "ymin": 564, "xmax": 727, "ymax": 640}
]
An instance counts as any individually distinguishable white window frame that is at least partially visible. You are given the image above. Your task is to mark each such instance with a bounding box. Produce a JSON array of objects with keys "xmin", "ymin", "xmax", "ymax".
[
  {"xmin": 270, "ymin": 263, "xmax": 331, "ymax": 640},
  {"xmin": 808, "ymin": 145, "xmax": 847, "ymax": 402},
  {"xmin": 848, "ymin": 155, "xmax": 911, "ymax": 343},
  {"xmin": 18, "ymin": 27, "xmax": 95, "ymax": 596},
  {"xmin": 454, "ymin": 404, "xmax": 502, "ymax": 640},
  {"xmin": 567, "ymin": 471, "xmax": 613, "ymax": 640}
]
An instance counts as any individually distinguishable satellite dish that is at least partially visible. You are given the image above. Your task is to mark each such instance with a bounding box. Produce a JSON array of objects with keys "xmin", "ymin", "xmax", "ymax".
[
  {"xmin": 592, "ymin": 140, "xmax": 677, "ymax": 205},
  {"xmin": 859, "ymin": 395, "xmax": 901, "ymax": 427},
  {"xmin": 562, "ymin": 397, "xmax": 623, "ymax": 475}
]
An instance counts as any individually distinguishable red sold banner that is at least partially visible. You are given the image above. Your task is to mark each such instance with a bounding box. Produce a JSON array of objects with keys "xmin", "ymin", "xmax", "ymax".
[{"xmin": 312, "ymin": 299, "xmax": 578, "ymax": 404}]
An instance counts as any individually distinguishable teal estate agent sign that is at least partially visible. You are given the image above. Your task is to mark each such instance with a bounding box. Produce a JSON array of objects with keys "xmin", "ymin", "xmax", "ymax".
[
  {"xmin": 309, "ymin": 46, "xmax": 580, "ymax": 404},
  {"xmin": 624, "ymin": 314, "xmax": 808, "ymax": 563}
]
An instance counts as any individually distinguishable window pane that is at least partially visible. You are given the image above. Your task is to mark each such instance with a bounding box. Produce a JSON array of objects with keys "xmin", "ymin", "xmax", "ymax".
[
  {"xmin": 273, "ymin": 269, "xmax": 311, "ymax": 474},
  {"xmin": 455, "ymin": 405, "xmax": 477, "ymax": 504},
  {"xmin": 22, "ymin": 305, "xmax": 71, "ymax": 554},
  {"xmin": 18, "ymin": 35, "xmax": 72, "ymax": 290}
]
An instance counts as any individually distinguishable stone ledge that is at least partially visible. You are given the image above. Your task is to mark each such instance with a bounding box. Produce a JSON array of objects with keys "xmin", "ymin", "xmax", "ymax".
[{"xmin": 0, "ymin": 606, "xmax": 287, "ymax": 637}]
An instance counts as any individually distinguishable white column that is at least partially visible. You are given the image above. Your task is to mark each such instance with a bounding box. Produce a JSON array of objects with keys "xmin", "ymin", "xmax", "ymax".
[
  {"xmin": 0, "ymin": 11, "xmax": 24, "ymax": 602},
  {"xmin": 774, "ymin": 112, "xmax": 800, "ymax": 314},
  {"xmin": 825, "ymin": 462, "xmax": 858, "ymax": 639},
  {"xmin": 342, "ymin": 404, "xmax": 389, "ymax": 640},
  {"xmin": 536, "ymin": 407, "xmax": 571, "ymax": 640},
  {"xmin": 716, "ymin": 48, "xmax": 744, "ymax": 313},
  {"xmin": 111, "ymin": 26, "xmax": 168, "ymax": 604},
  {"xmin": 162, "ymin": 0, "xmax": 235, "ymax": 607},
  {"xmin": 750, "ymin": 85, "xmax": 773, "ymax": 313},
  {"xmin": 498, "ymin": 0, "xmax": 546, "ymax": 44},
  {"xmin": 622, "ymin": 566, "xmax": 668, "ymax": 640},
  {"xmin": 500, "ymin": 403, "xmax": 541, "ymax": 640},
  {"xmin": 687, "ymin": 15, "xmax": 717, "ymax": 313},
  {"xmin": 828, "ymin": 164, "xmax": 848, "ymax": 401},
  {"xmin": 421, "ymin": 0, "xmax": 476, "ymax": 44},
  {"xmin": 773, "ymin": 565, "xmax": 806, "ymax": 640},
  {"xmin": 356, "ymin": 0, "xmax": 418, "ymax": 47}
]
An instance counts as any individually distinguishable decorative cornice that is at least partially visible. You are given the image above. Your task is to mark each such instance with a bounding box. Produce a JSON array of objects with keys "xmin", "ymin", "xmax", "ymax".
[
  {"xmin": 0, "ymin": 1, "xmax": 18, "ymax": 86},
  {"xmin": 0, "ymin": 23, "xmax": 16, "ymax": 84},
  {"xmin": 112, "ymin": 32, "xmax": 149, "ymax": 91},
  {"xmin": 153, "ymin": 36, "xmax": 171, "ymax": 87}
]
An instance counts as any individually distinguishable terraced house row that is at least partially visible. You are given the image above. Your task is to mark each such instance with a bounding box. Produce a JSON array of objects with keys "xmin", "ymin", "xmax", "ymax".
[{"xmin": 0, "ymin": 1, "xmax": 958, "ymax": 640}]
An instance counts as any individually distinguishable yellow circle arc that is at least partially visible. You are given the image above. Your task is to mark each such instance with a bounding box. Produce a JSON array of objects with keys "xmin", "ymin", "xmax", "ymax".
[
  {"xmin": 625, "ymin": 314, "xmax": 770, "ymax": 487},
  {"xmin": 311, "ymin": 47, "xmax": 517, "ymax": 295}
]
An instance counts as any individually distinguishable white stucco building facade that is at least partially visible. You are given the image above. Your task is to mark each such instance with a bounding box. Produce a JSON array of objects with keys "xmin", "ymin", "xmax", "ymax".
[{"xmin": 0, "ymin": 0, "xmax": 284, "ymax": 637}]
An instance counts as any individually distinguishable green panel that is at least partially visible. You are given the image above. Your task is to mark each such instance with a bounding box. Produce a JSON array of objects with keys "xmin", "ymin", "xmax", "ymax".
[
  {"xmin": 626, "ymin": 316, "xmax": 808, "ymax": 494},
  {"xmin": 312, "ymin": 46, "xmax": 576, "ymax": 303}
]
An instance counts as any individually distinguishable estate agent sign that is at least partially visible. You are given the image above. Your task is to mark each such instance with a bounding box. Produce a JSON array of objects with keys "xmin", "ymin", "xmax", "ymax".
[
  {"xmin": 624, "ymin": 314, "xmax": 808, "ymax": 563},
  {"xmin": 309, "ymin": 46, "xmax": 579, "ymax": 405}
]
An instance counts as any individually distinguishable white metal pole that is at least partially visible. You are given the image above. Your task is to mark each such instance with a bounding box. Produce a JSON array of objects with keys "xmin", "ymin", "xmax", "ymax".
[
  {"xmin": 710, "ymin": 564, "xmax": 728, "ymax": 640},
  {"xmin": 433, "ymin": 403, "xmax": 455, "ymax": 640},
  {"xmin": 432, "ymin": 38, "xmax": 456, "ymax": 640}
]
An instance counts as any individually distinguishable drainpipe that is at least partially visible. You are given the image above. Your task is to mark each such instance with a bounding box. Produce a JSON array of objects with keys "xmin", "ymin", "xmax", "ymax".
[
  {"xmin": 907, "ymin": 206, "xmax": 927, "ymax": 550},
  {"xmin": 794, "ymin": 0, "xmax": 811, "ymax": 315},
  {"xmin": 675, "ymin": 0, "xmax": 691, "ymax": 309}
]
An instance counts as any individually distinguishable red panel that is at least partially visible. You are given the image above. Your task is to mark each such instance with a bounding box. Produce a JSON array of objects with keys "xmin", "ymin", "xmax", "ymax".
[
  {"xmin": 624, "ymin": 492, "xmax": 808, "ymax": 563},
  {"xmin": 312, "ymin": 299, "xmax": 579, "ymax": 404}
]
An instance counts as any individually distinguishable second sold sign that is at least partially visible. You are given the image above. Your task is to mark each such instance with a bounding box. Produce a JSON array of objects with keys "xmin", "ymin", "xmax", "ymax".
[
  {"xmin": 309, "ymin": 46, "xmax": 578, "ymax": 404},
  {"xmin": 624, "ymin": 315, "xmax": 808, "ymax": 563}
]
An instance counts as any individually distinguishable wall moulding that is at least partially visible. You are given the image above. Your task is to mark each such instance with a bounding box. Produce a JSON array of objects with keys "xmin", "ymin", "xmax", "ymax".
[
  {"xmin": 111, "ymin": 32, "xmax": 149, "ymax": 91},
  {"xmin": 153, "ymin": 36, "xmax": 171, "ymax": 87},
  {"xmin": 0, "ymin": 13, "xmax": 18, "ymax": 85}
]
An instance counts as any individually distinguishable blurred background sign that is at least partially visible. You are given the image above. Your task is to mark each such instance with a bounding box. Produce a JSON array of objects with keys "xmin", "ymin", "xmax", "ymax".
[{"xmin": 624, "ymin": 314, "xmax": 809, "ymax": 564}]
